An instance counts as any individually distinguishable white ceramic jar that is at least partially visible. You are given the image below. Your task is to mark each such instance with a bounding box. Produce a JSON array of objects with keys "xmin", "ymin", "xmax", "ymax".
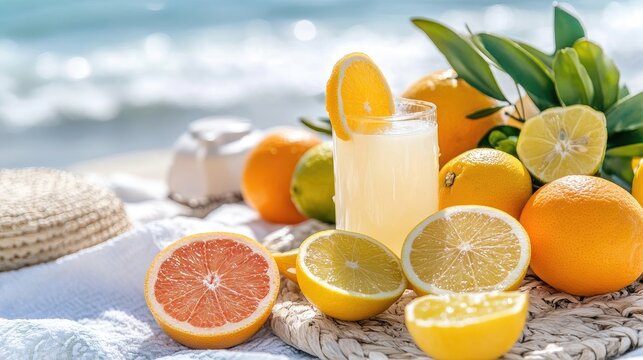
[{"xmin": 167, "ymin": 117, "xmax": 262, "ymax": 206}]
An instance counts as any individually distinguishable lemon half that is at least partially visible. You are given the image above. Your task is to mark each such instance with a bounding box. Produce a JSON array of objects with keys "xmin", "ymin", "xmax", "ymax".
[
  {"xmin": 296, "ymin": 230, "xmax": 407, "ymax": 320},
  {"xmin": 516, "ymin": 104, "xmax": 607, "ymax": 183},
  {"xmin": 401, "ymin": 205, "xmax": 531, "ymax": 295},
  {"xmin": 406, "ymin": 292, "xmax": 528, "ymax": 360}
]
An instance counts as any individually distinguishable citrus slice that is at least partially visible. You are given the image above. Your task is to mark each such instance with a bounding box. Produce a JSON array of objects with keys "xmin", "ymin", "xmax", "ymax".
[
  {"xmin": 296, "ymin": 229, "xmax": 407, "ymax": 320},
  {"xmin": 516, "ymin": 104, "xmax": 607, "ymax": 183},
  {"xmin": 405, "ymin": 292, "xmax": 528, "ymax": 360},
  {"xmin": 272, "ymin": 248, "xmax": 298, "ymax": 283},
  {"xmin": 144, "ymin": 232, "xmax": 280, "ymax": 349},
  {"xmin": 326, "ymin": 52, "xmax": 395, "ymax": 140},
  {"xmin": 401, "ymin": 205, "xmax": 530, "ymax": 295}
]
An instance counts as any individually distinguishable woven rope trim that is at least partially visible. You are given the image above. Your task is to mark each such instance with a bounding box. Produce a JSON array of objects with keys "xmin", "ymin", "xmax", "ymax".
[{"xmin": 271, "ymin": 275, "xmax": 643, "ymax": 360}]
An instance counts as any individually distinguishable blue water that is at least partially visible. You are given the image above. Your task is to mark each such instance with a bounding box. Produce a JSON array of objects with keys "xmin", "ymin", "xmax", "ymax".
[{"xmin": 1, "ymin": 0, "xmax": 642, "ymax": 166}]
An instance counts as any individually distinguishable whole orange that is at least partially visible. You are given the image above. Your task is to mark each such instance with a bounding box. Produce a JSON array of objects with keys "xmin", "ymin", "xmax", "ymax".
[
  {"xmin": 439, "ymin": 148, "xmax": 532, "ymax": 219},
  {"xmin": 402, "ymin": 69, "xmax": 503, "ymax": 167},
  {"xmin": 242, "ymin": 129, "xmax": 321, "ymax": 224},
  {"xmin": 520, "ymin": 175, "xmax": 643, "ymax": 296}
]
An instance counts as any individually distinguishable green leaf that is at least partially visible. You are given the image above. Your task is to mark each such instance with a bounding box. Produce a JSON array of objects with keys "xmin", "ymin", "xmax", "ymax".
[
  {"xmin": 516, "ymin": 41, "xmax": 553, "ymax": 68},
  {"xmin": 478, "ymin": 125, "xmax": 521, "ymax": 157},
  {"xmin": 606, "ymin": 127, "xmax": 643, "ymax": 157},
  {"xmin": 606, "ymin": 92, "xmax": 643, "ymax": 134},
  {"xmin": 573, "ymin": 39, "xmax": 620, "ymax": 111},
  {"xmin": 412, "ymin": 18, "xmax": 507, "ymax": 101},
  {"xmin": 478, "ymin": 33, "xmax": 559, "ymax": 110},
  {"xmin": 466, "ymin": 105, "xmax": 505, "ymax": 119},
  {"xmin": 553, "ymin": 48, "xmax": 594, "ymax": 105},
  {"xmin": 600, "ymin": 155, "xmax": 634, "ymax": 190},
  {"xmin": 554, "ymin": 4, "xmax": 585, "ymax": 50},
  {"xmin": 299, "ymin": 117, "xmax": 332, "ymax": 135},
  {"xmin": 607, "ymin": 144, "xmax": 643, "ymax": 157}
]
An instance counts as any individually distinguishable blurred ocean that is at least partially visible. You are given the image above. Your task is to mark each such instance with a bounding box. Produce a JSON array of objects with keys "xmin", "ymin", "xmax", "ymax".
[{"xmin": 1, "ymin": 0, "xmax": 642, "ymax": 167}]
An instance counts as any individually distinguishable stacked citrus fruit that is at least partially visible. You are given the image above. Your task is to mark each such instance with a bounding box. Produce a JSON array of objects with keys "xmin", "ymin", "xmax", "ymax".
[
  {"xmin": 144, "ymin": 21, "xmax": 642, "ymax": 357},
  {"xmin": 241, "ymin": 128, "xmax": 321, "ymax": 224}
]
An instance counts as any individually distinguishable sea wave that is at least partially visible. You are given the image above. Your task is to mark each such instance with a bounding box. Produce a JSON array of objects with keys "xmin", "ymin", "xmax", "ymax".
[{"xmin": 0, "ymin": 0, "xmax": 642, "ymax": 130}]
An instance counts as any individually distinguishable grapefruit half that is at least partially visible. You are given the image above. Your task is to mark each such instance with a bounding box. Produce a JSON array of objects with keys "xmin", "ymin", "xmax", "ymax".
[{"xmin": 144, "ymin": 232, "xmax": 280, "ymax": 349}]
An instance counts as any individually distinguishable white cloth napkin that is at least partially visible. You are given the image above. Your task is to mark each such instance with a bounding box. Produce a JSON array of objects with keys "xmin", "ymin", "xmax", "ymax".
[
  {"xmin": 2, "ymin": 174, "xmax": 641, "ymax": 359},
  {"xmin": 0, "ymin": 174, "xmax": 312, "ymax": 360}
]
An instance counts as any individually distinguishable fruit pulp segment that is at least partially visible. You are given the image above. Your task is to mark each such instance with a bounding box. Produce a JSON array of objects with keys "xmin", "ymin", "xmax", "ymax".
[
  {"xmin": 303, "ymin": 233, "xmax": 403, "ymax": 294},
  {"xmin": 410, "ymin": 293, "xmax": 524, "ymax": 323},
  {"xmin": 154, "ymin": 239, "xmax": 271, "ymax": 328},
  {"xmin": 410, "ymin": 211, "xmax": 522, "ymax": 292},
  {"xmin": 518, "ymin": 106, "xmax": 607, "ymax": 181},
  {"xmin": 334, "ymin": 125, "xmax": 439, "ymax": 256}
]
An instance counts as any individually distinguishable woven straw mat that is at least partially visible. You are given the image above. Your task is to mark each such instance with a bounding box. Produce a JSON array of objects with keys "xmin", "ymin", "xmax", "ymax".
[
  {"xmin": 0, "ymin": 168, "xmax": 131, "ymax": 271},
  {"xmin": 265, "ymin": 221, "xmax": 643, "ymax": 360}
]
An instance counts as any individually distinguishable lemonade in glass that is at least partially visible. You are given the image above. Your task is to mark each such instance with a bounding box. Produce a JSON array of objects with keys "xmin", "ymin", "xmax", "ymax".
[{"xmin": 333, "ymin": 98, "xmax": 439, "ymax": 255}]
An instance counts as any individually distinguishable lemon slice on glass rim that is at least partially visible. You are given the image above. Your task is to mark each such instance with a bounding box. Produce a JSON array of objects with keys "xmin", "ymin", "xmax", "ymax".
[{"xmin": 325, "ymin": 52, "xmax": 395, "ymax": 140}]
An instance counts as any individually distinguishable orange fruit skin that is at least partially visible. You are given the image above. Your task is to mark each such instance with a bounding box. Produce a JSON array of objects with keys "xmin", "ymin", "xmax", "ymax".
[
  {"xmin": 242, "ymin": 129, "xmax": 321, "ymax": 224},
  {"xmin": 520, "ymin": 176, "xmax": 643, "ymax": 296},
  {"xmin": 439, "ymin": 149, "xmax": 532, "ymax": 219},
  {"xmin": 144, "ymin": 232, "xmax": 280, "ymax": 349},
  {"xmin": 402, "ymin": 69, "xmax": 503, "ymax": 167}
]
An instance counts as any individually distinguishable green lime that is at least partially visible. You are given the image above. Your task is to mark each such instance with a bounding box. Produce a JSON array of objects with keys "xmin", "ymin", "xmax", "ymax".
[
  {"xmin": 290, "ymin": 142, "xmax": 335, "ymax": 224},
  {"xmin": 516, "ymin": 105, "xmax": 607, "ymax": 183}
]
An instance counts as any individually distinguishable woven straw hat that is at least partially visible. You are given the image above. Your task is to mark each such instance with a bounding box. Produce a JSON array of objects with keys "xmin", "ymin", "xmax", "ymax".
[{"xmin": 0, "ymin": 168, "xmax": 131, "ymax": 271}]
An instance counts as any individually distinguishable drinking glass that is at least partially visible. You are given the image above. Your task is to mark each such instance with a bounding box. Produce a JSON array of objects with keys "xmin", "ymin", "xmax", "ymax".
[{"xmin": 333, "ymin": 97, "xmax": 439, "ymax": 255}]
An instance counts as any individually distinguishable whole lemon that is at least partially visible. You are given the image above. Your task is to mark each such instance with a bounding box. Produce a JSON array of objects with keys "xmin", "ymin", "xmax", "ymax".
[
  {"xmin": 242, "ymin": 128, "xmax": 321, "ymax": 224},
  {"xmin": 520, "ymin": 175, "xmax": 643, "ymax": 296},
  {"xmin": 290, "ymin": 142, "xmax": 335, "ymax": 224},
  {"xmin": 439, "ymin": 148, "xmax": 532, "ymax": 219},
  {"xmin": 402, "ymin": 69, "xmax": 503, "ymax": 166},
  {"xmin": 633, "ymin": 158, "xmax": 643, "ymax": 206}
]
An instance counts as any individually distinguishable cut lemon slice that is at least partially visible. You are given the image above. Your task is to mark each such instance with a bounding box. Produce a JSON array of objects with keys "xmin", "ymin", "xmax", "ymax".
[
  {"xmin": 406, "ymin": 292, "xmax": 528, "ymax": 360},
  {"xmin": 296, "ymin": 229, "xmax": 407, "ymax": 320},
  {"xmin": 144, "ymin": 232, "xmax": 280, "ymax": 349},
  {"xmin": 272, "ymin": 248, "xmax": 299, "ymax": 283},
  {"xmin": 401, "ymin": 205, "xmax": 530, "ymax": 295},
  {"xmin": 326, "ymin": 52, "xmax": 395, "ymax": 140},
  {"xmin": 516, "ymin": 104, "xmax": 607, "ymax": 183}
]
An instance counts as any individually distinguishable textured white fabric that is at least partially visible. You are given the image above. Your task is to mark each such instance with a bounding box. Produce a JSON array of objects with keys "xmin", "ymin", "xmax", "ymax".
[
  {"xmin": 0, "ymin": 175, "xmax": 312, "ymax": 360},
  {"xmin": 1, "ymin": 174, "xmax": 641, "ymax": 360}
]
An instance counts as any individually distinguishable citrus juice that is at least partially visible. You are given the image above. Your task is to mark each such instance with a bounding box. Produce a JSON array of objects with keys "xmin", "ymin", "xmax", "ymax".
[{"xmin": 333, "ymin": 101, "xmax": 439, "ymax": 255}]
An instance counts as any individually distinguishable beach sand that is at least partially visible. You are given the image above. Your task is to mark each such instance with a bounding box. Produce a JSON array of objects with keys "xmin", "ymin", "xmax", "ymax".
[{"xmin": 68, "ymin": 150, "xmax": 172, "ymax": 181}]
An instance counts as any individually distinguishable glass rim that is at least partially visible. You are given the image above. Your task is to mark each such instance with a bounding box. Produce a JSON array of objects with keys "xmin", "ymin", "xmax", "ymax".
[{"xmin": 346, "ymin": 97, "xmax": 436, "ymax": 123}]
